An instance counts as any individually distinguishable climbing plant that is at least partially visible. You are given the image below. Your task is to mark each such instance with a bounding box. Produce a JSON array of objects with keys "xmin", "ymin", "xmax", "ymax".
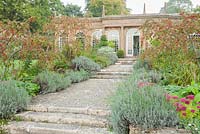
[{"xmin": 141, "ymin": 13, "xmax": 200, "ymax": 86}]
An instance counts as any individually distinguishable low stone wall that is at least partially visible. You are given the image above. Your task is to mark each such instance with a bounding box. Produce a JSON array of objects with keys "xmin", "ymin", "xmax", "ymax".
[{"xmin": 129, "ymin": 125, "xmax": 190, "ymax": 134}]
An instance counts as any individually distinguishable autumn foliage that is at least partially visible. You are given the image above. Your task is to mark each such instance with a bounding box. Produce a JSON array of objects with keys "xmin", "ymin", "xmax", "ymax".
[
  {"xmin": 141, "ymin": 13, "xmax": 200, "ymax": 86},
  {"xmin": 0, "ymin": 16, "xmax": 91, "ymax": 80},
  {"xmin": 0, "ymin": 20, "xmax": 54, "ymax": 80}
]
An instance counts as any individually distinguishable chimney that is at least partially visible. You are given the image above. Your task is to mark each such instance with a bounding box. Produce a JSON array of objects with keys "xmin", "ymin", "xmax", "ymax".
[
  {"xmin": 102, "ymin": 5, "xmax": 105, "ymax": 17},
  {"xmin": 164, "ymin": 2, "xmax": 167, "ymax": 13},
  {"xmin": 143, "ymin": 3, "xmax": 146, "ymax": 14}
]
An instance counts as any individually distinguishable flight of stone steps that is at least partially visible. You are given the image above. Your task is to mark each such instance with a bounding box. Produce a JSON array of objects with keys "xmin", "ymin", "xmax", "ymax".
[
  {"xmin": 6, "ymin": 58, "xmax": 135, "ymax": 134},
  {"xmin": 7, "ymin": 106, "xmax": 111, "ymax": 134},
  {"xmin": 91, "ymin": 58, "xmax": 136, "ymax": 79}
]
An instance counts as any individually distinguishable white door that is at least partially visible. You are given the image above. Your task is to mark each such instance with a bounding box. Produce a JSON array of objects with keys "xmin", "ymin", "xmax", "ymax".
[{"xmin": 126, "ymin": 28, "xmax": 140, "ymax": 57}]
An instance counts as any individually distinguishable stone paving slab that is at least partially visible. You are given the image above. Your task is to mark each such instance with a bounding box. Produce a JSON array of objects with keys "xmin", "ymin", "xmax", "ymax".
[
  {"xmin": 7, "ymin": 121, "xmax": 112, "ymax": 134},
  {"xmin": 16, "ymin": 111, "xmax": 108, "ymax": 128},
  {"xmin": 96, "ymin": 71, "xmax": 131, "ymax": 75},
  {"xmin": 100, "ymin": 64, "xmax": 133, "ymax": 72},
  {"xmin": 27, "ymin": 105, "xmax": 111, "ymax": 117},
  {"xmin": 91, "ymin": 75, "xmax": 127, "ymax": 79},
  {"xmin": 30, "ymin": 79, "xmax": 121, "ymax": 109}
]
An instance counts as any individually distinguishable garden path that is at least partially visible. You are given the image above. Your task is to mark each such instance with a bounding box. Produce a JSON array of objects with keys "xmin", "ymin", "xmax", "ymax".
[{"xmin": 6, "ymin": 58, "xmax": 135, "ymax": 134}]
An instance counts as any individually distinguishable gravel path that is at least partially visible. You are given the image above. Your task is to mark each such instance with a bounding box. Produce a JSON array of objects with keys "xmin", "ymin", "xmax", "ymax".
[{"xmin": 6, "ymin": 58, "xmax": 135, "ymax": 134}]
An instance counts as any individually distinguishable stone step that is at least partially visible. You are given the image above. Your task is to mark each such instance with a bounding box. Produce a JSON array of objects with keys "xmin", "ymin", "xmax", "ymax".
[
  {"xmin": 91, "ymin": 75, "xmax": 127, "ymax": 79},
  {"xmin": 117, "ymin": 59, "xmax": 135, "ymax": 62},
  {"xmin": 7, "ymin": 121, "xmax": 112, "ymax": 134},
  {"xmin": 115, "ymin": 61, "xmax": 135, "ymax": 65},
  {"xmin": 15, "ymin": 111, "xmax": 108, "ymax": 128},
  {"xmin": 100, "ymin": 69, "xmax": 133, "ymax": 73},
  {"xmin": 96, "ymin": 72, "xmax": 131, "ymax": 76},
  {"xmin": 27, "ymin": 105, "xmax": 111, "ymax": 117},
  {"xmin": 118, "ymin": 58, "xmax": 137, "ymax": 61}
]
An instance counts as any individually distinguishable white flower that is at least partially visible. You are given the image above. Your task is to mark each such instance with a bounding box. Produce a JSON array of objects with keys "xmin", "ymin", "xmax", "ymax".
[
  {"xmin": 195, "ymin": 128, "xmax": 198, "ymax": 131},
  {"xmin": 188, "ymin": 124, "xmax": 192, "ymax": 127}
]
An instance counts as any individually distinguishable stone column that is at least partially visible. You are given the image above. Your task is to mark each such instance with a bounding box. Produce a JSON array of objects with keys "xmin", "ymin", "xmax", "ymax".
[
  {"xmin": 120, "ymin": 26, "xmax": 125, "ymax": 51},
  {"xmin": 102, "ymin": 27, "xmax": 106, "ymax": 35}
]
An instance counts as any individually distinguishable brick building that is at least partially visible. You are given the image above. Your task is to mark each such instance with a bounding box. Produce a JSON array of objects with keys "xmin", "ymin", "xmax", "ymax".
[{"xmin": 90, "ymin": 13, "xmax": 180, "ymax": 57}]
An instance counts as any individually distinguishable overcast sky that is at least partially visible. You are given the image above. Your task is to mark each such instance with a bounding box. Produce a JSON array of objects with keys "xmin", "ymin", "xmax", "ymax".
[{"xmin": 61, "ymin": 0, "xmax": 200, "ymax": 14}]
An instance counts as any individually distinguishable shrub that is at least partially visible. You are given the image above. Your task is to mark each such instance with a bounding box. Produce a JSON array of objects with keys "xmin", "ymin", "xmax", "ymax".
[
  {"xmin": 93, "ymin": 56, "xmax": 111, "ymax": 68},
  {"xmin": 53, "ymin": 60, "xmax": 69, "ymax": 73},
  {"xmin": 97, "ymin": 47, "xmax": 118, "ymax": 64},
  {"xmin": 133, "ymin": 59, "xmax": 151, "ymax": 70},
  {"xmin": 166, "ymin": 94, "xmax": 200, "ymax": 119},
  {"xmin": 180, "ymin": 118, "xmax": 200, "ymax": 134},
  {"xmin": 165, "ymin": 82, "xmax": 200, "ymax": 119},
  {"xmin": 166, "ymin": 81, "xmax": 200, "ymax": 98},
  {"xmin": 110, "ymin": 70, "xmax": 179, "ymax": 134},
  {"xmin": 67, "ymin": 70, "xmax": 90, "ymax": 83},
  {"xmin": 52, "ymin": 54, "xmax": 70, "ymax": 73},
  {"xmin": 61, "ymin": 44, "xmax": 81, "ymax": 61},
  {"xmin": 141, "ymin": 14, "xmax": 200, "ymax": 86},
  {"xmin": 117, "ymin": 50, "xmax": 125, "ymax": 58},
  {"xmin": 35, "ymin": 71, "xmax": 71, "ymax": 94},
  {"xmin": 72, "ymin": 56, "xmax": 101, "ymax": 72},
  {"xmin": 0, "ymin": 80, "xmax": 30, "ymax": 119},
  {"xmin": 97, "ymin": 35, "xmax": 108, "ymax": 47},
  {"xmin": 108, "ymin": 41, "xmax": 115, "ymax": 49},
  {"xmin": 133, "ymin": 62, "xmax": 162, "ymax": 84},
  {"xmin": 16, "ymin": 81, "xmax": 40, "ymax": 97},
  {"xmin": 80, "ymin": 49, "xmax": 97, "ymax": 60},
  {"xmin": 145, "ymin": 70, "xmax": 162, "ymax": 83},
  {"xmin": 0, "ymin": 120, "xmax": 7, "ymax": 134}
]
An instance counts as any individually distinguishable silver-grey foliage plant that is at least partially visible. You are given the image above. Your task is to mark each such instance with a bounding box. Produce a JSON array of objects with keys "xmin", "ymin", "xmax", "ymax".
[
  {"xmin": 110, "ymin": 69, "xmax": 179, "ymax": 134},
  {"xmin": 35, "ymin": 71, "xmax": 71, "ymax": 94},
  {"xmin": 72, "ymin": 56, "xmax": 101, "ymax": 72},
  {"xmin": 67, "ymin": 69, "xmax": 90, "ymax": 83},
  {"xmin": 97, "ymin": 46, "xmax": 118, "ymax": 64},
  {"xmin": 0, "ymin": 80, "xmax": 30, "ymax": 119}
]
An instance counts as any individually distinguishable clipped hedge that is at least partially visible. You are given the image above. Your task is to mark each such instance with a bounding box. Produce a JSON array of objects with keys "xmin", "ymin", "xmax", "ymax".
[
  {"xmin": 67, "ymin": 70, "xmax": 90, "ymax": 83},
  {"xmin": 117, "ymin": 50, "xmax": 125, "ymax": 58},
  {"xmin": 35, "ymin": 71, "xmax": 71, "ymax": 94},
  {"xmin": 0, "ymin": 80, "xmax": 30, "ymax": 119},
  {"xmin": 110, "ymin": 69, "xmax": 179, "ymax": 134},
  {"xmin": 72, "ymin": 56, "xmax": 101, "ymax": 72}
]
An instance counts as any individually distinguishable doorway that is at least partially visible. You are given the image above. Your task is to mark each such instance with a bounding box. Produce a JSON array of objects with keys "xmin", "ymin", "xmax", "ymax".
[
  {"xmin": 126, "ymin": 28, "xmax": 140, "ymax": 57},
  {"xmin": 133, "ymin": 36, "xmax": 139, "ymax": 56}
]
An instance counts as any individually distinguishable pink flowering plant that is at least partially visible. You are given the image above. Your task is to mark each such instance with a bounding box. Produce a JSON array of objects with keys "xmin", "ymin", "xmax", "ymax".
[
  {"xmin": 165, "ymin": 81, "xmax": 200, "ymax": 118},
  {"xmin": 166, "ymin": 94, "xmax": 200, "ymax": 118}
]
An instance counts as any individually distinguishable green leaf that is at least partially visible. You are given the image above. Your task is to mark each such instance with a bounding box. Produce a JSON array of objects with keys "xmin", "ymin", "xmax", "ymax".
[{"xmin": 194, "ymin": 93, "xmax": 200, "ymax": 103}]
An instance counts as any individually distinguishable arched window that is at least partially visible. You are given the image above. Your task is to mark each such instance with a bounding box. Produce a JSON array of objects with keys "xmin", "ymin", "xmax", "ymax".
[
  {"xmin": 58, "ymin": 30, "xmax": 67, "ymax": 50},
  {"xmin": 76, "ymin": 32, "xmax": 85, "ymax": 49},
  {"xmin": 92, "ymin": 30, "xmax": 102, "ymax": 47},
  {"xmin": 106, "ymin": 30, "xmax": 120, "ymax": 51}
]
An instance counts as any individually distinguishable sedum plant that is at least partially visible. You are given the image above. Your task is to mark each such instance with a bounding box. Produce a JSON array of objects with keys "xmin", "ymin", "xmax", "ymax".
[
  {"xmin": 0, "ymin": 80, "xmax": 30, "ymax": 119},
  {"xmin": 72, "ymin": 56, "xmax": 101, "ymax": 72},
  {"xmin": 35, "ymin": 71, "xmax": 71, "ymax": 94}
]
